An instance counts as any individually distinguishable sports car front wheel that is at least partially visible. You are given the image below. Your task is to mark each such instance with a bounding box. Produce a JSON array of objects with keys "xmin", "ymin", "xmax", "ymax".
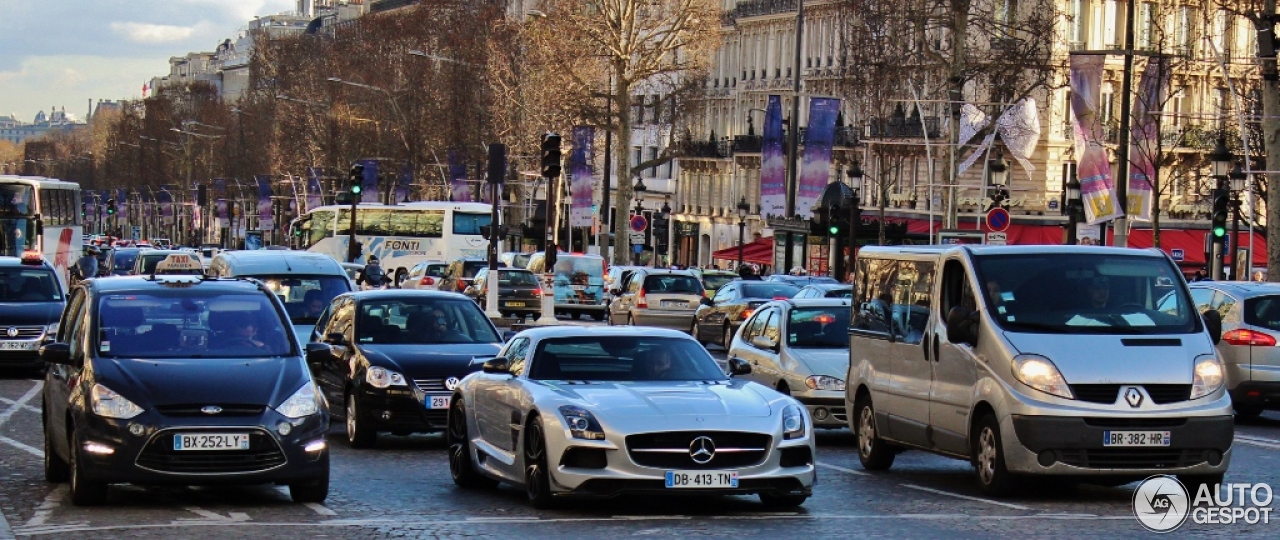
[
  {"xmin": 447, "ymin": 398, "xmax": 496, "ymax": 489},
  {"xmin": 523, "ymin": 415, "xmax": 555, "ymax": 508}
]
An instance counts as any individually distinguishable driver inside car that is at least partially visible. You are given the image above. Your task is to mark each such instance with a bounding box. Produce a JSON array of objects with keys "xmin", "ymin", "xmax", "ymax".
[
  {"xmin": 228, "ymin": 318, "xmax": 266, "ymax": 349},
  {"xmin": 1087, "ymin": 277, "xmax": 1111, "ymax": 309}
]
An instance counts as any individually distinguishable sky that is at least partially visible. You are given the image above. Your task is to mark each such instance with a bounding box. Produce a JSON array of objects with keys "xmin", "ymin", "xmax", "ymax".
[{"xmin": 0, "ymin": 0, "xmax": 295, "ymax": 123}]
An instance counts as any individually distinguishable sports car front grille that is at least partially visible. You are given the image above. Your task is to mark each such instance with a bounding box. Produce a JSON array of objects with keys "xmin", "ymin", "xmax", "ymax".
[
  {"xmin": 135, "ymin": 429, "xmax": 285, "ymax": 474},
  {"xmin": 626, "ymin": 431, "xmax": 771, "ymax": 470}
]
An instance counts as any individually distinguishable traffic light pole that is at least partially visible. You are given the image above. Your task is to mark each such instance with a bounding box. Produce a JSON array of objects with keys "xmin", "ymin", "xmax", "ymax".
[
  {"xmin": 347, "ymin": 164, "xmax": 364, "ymax": 263},
  {"xmin": 536, "ymin": 133, "xmax": 562, "ymax": 326},
  {"xmin": 1210, "ymin": 182, "xmax": 1228, "ymax": 280}
]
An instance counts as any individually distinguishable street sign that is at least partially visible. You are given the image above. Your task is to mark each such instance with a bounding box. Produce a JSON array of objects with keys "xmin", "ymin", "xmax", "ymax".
[
  {"xmin": 985, "ymin": 232, "xmax": 1007, "ymax": 245},
  {"xmin": 1171, "ymin": 248, "xmax": 1185, "ymax": 261},
  {"xmin": 629, "ymin": 214, "xmax": 648, "ymax": 232},
  {"xmin": 131, "ymin": 226, "xmax": 141, "ymax": 240},
  {"xmin": 629, "ymin": 232, "xmax": 646, "ymax": 245},
  {"xmin": 986, "ymin": 207, "xmax": 1010, "ymax": 232},
  {"xmin": 632, "ymin": 244, "xmax": 643, "ymax": 254}
]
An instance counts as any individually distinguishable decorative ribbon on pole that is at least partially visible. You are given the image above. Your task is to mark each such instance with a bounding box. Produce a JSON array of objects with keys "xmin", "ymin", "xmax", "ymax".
[
  {"xmin": 956, "ymin": 98, "xmax": 1041, "ymax": 178},
  {"xmin": 1126, "ymin": 56, "xmax": 1170, "ymax": 222},
  {"xmin": 1070, "ymin": 54, "xmax": 1122, "ymax": 224}
]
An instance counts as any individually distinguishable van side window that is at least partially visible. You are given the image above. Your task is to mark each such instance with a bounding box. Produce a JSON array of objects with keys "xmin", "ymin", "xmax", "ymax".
[
  {"xmin": 890, "ymin": 261, "xmax": 934, "ymax": 344},
  {"xmin": 941, "ymin": 259, "xmax": 977, "ymax": 329},
  {"xmin": 852, "ymin": 258, "xmax": 894, "ymax": 335}
]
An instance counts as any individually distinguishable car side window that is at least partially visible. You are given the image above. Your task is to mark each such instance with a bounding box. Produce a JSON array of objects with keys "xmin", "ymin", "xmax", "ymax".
[
  {"xmin": 852, "ymin": 258, "xmax": 893, "ymax": 335},
  {"xmin": 762, "ymin": 310, "xmax": 781, "ymax": 343},
  {"xmin": 712, "ymin": 284, "xmax": 734, "ymax": 304},
  {"xmin": 58, "ymin": 289, "xmax": 85, "ymax": 343},
  {"xmin": 505, "ymin": 337, "xmax": 531, "ymax": 376},
  {"xmin": 330, "ymin": 297, "xmax": 355, "ymax": 341},
  {"xmin": 742, "ymin": 308, "xmax": 769, "ymax": 341},
  {"xmin": 1211, "ymin": 292, "xmax": 1237, "ymax": 317},
  {"xmin": 940, "ymin": 259, "xmax": 977, "ymax": 343},
  {"xmin": 313, "ymin": 306, "xmax": 333, "ymax": 341},
  {"xmin": 69, "ymin": 295, "xmax": 89, "ymax": 359},
  {"xmin": 892, "ymin": 260, "xmax": 934, "ymax": 344},
  {"xmin": 627, "ymin": 272, "xmax": 643, "ymax": 293},
  {"xmin": 1189, "ymin": 289, "xmax": 1215, "ymax": 311}
]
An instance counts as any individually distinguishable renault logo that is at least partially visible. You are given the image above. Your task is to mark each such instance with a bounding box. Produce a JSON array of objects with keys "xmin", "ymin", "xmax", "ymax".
[
  {"xmin": 1125, "ymin": 387, "xmax": 1144, "ymax": 408},
  {"xmin": 444, "ymin": 377, "xmax": 460, "ymax": 391},
  {"xmin": 689, "ymin": 436, "xmax": 716, "ymax": 464},
  {"xmin": 200, "ymin": 406, "xmax": 223, "ymax": 415},
  {"xmin": 5, "ymin": 327, "xmax": 16, "ymax": 338}
]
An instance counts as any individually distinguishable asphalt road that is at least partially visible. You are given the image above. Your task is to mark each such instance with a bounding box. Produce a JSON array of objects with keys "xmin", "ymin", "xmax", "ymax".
[{"xmin": 2, "ymin": 324, "xmax": 1278, "ymax": 538}]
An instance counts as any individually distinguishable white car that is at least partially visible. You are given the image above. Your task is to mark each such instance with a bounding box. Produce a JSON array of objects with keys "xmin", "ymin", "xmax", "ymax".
[{"xmin": 446, "ymin": 326, "xmax": 816, "ymax": 508}]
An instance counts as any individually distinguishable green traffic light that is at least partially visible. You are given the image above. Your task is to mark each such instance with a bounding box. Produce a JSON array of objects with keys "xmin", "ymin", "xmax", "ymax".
[
  {"xmin": 1213, "ymin": 226, "xmax": 1226, "ymax": 237},
  {"xmin": 829, "ymin": 226, "xmax": 839, "ymax": 235},
  {"xmin": 351, "ymin": 185, "xmax": 362, "ymax": 194}
]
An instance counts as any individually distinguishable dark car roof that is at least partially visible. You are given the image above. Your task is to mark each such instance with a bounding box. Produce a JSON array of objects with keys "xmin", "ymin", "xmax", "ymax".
[{"xmin": 85, "ymin": 275, "xmax": 267, "ymax": 295}]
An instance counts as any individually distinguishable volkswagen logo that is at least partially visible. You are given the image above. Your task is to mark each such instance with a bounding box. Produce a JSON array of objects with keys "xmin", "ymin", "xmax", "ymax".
[
  {"xmin": 1125, "ymin": 387, "xmax": 1144, "ymax": 408},
  {"xmin": 689, "ymin": 436, "xmax": 716, "ymax": 464},
  {"xmin": 5, "ymin": 327, "xmax": 17, "ymax": 338},
  {"xmin": 200, "ymin": 406, "xmax": 223, "ymax": 415},
  {"xmin": 444, "ymin": 377, "xmax": 461, "ymax": 391}
]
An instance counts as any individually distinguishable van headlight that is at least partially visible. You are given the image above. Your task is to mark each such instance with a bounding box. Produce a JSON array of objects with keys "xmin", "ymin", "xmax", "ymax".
[
  {"xmin": 1011, "ymin": 355, "xmax": 1073, "ymax": 399},
  {"xmin": 276, "ymin": 382, "xmax": 321, "ymax": 419},
  {"xmin": 782, "ymin": 404, "xmax": 806, "ymax": 440},
  {"xmin": 365, "ymin": 366, "xmax": 407, "ymax": 389},
  {"xmin": 1191, "ymin": 355, "xmax": 1225, "ymax": 399},
  {"xmin": 90, "ymin": 383, "xmax": 144, "ymax": 419}
]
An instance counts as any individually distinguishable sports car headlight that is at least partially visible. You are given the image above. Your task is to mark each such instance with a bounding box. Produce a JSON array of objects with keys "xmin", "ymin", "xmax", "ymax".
[
  {"xmin": 782, "ymin": 404, "xmax": 806, "ymax": 440},
  {"xmin": 1191, "ymin": 355, "xmax": 1225, "ymax": 399},
  {"xmin": 90, "ymin": 383, "xmax": 144, "ymax": 420},
  {"xmin": 558, "ymin": 405, "xmax": 605, "ymax": 440},
  {"xmin": 276, "ymin": 382, "xmax": 321, "ymax": 419},
  {"xmin": 1011, "ymin": 354, "xmax": 1073, "ymax": 399},
  {"xmin": 805, "ymin": 375, "xmax": 845, "ymax": 391},
  {"xmin": 365, "ymin": 366, "xmax": 407, "ymax": 389}
]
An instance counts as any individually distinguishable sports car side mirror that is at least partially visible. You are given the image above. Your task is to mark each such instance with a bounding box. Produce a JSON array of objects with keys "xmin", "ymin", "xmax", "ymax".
[
  {"xmin": 39, "ymin": 343, "xmax": 74, "ymax": 366},
  {"xmin": 305, "ymin": 342, "xmax": 333, "ymax": 365},
  {"xmin": 482, "ymin": 357, "xmax": 511, "ymax": 374},
  {"xmin": 727, "ymin": 357, "xmax": 752, "ymax": 376}
]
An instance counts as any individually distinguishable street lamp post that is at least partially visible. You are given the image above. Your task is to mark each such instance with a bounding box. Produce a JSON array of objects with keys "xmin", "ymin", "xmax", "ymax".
[
  {"xmin": 1209, "ymin": 136, "xmax": 1233, "ymax": 280},
  {"xmin": 736, "ymin": 196, "xmax": 750, "ymax": 267},
  {"xmin": 1065, "ymin": 176, "xmax": 1082, "ymax": 245},
  {"xmin": 659, "ymin": 199, "xmax": 671, "ymax": 267},
  {"xmin": 847, "ymin": 163, "xmax": 863, "ymax": 280},
  {"xmin": 1229, "ymin": 163, "xmax": 1247, "ymax": 279},
  {"xmin": 987, "ymin": 153, "xmax": 1009, "ymax": 210},
  {"xmin": 632, "ymin": 178, "xmax": 647, "ymax": 266}
]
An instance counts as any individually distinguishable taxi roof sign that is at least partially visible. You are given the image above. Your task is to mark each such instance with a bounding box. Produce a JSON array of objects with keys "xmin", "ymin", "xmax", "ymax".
[{"xmin": 153, "ymin": 253, "xmax": 204, "ymax": 275}]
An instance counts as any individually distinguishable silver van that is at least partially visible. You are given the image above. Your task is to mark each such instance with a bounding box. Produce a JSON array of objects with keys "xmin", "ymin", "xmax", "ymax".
[
  {"xmin": 845, "ymin": 245, "xmax": 1233, "ymax": 495},
  {"xmin": 207, "ymin": 250, "xmax": 353, "ymax": 344}
]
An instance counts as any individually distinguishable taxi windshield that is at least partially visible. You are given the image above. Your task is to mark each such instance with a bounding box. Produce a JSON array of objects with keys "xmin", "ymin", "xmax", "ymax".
[
  {"xmin": 252, "ymin": 275, "xmax": 351, "ymax": 323},
  {"xmin": 787, "ymin": 308, "xmax": 850, "ymax": 348},
  {"xmin": 0, "ymin": 268, "xmax": 61, "ymax": 302},
  {"xmin": 97, "ymin": 291, "xmax": 293, "ymax": 358}
]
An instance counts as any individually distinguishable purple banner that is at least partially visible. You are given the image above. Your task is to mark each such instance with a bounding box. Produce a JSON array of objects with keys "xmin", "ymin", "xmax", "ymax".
[
  {"xmin": 1127, "ymin": 56, "xmax": 1169, "ymax": 222},
  {"xmin": 99, "ymin": 190, "xmax": 110, "ymax": 219},
  {"xmin": 116, "ymin": 189, "xmax": 128, "ymax": 221},
  {"xmin": 213, "ymin": 178, "xmax": 227, "ymax": 220},
  {"xmin": 358, "ymin": 159, "xmax": 379, "ymax": 204},
  {"xmin": 305, "ymin": 168, "xmax": 324, "ymax": 211},
  {"xmin": 797, "ymin": 97, "xmax": 839, "ymax": 219},
  {"xmin": 84, "ymin": 192, "xmax": 97, "ymax": 220},
  {"xmin": 256, "ymin": 175, "xmax": 274, "ymax": 231},
  {"xmin": 760, "ymin": 95, "xmax": 785, "ymax": 217},
  {"xmin": 569, "ymin": 126, "xmax": 595, "ymax": 227},
  {"xmin": 157, "ymin": 186, "xmax": 174, "ymax": 226},
  {"xmin": 448, "ymin": 150, "xmax": 470, "ymax": 202},
  {"xmin": 1070, "ymin": 55, "xmax": 1121, "ymax": 224},
  {"xmin": 396, "ymin": 163, "xmax": 412, "ymax": 204}
]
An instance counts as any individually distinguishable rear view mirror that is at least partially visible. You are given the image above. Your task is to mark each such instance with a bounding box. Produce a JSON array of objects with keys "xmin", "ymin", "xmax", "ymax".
[
  {"xmin": 701, "ymin": 297, "xmax": 713, "ymax": 306},
  {"xmin": 945, "ymin": 306, "xmax": 978, "ymax": 347},
  {"xmin": 501, "ymin": 330, "xmax": 518, "ymax": 342},
  {"xmin": 728, "ymin": 357, "xmax": 752, "ymax": 376},
  {"xmin": 750, "ymin": 335, "xmax": 778, "ymax": 351},
  {"xmin": 1202, "ymin": 309, "xmax": 1223, "ymax": 345},
  {"xmin": 482, "ymin": 357, "xmax": 511, "ymax": 374},
  {"xmin": 39, "ymin": 343, "xmax": 73, "ymax": 366},
  {"xmin": 323, "ymin": 332, "xmax": 346, "ymax": 345},
  {"xmin": 304, "ymin": 342, "xmax": 332, "ymax": 364}
]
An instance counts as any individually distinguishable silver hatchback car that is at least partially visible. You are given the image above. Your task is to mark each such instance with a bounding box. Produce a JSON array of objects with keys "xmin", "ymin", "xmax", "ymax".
[
  {"xmin": 1188, "ymin": 281, "xmax": 1280, "ymax": 416},
  {"xmin": 607, "ymin": 269, "xmax": 706, "ymax": 329}
]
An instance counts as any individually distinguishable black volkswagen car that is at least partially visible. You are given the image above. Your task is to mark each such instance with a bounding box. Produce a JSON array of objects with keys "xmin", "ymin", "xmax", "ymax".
[
  {"xmin": 0, "ymin": 254, "xmax": 65, "ymax": 371},
  {"xmin": 691, "ymin": 280, "xmax": 800, "ymax": 350},
  {"xmin": 307, "ymin": 289, "xmax": 505, "ymax": 448},
  {"xmin": 40, "ymin": 258, "xmax": 330, "ymax": 506}
]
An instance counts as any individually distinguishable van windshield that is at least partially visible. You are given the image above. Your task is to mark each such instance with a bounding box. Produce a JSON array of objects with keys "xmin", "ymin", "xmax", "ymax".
[{"xmin": 974, "ymin": 253, "xmax": 1199, "ymax": 335}]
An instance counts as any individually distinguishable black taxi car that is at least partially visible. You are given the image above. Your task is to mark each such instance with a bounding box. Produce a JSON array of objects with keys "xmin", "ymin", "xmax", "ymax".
[
  {"xmin": 0, "ymin": 253, "xmax": 65, "ymax": 370},
  {"xmin": 307, "ymin": 289, "xmax": 506, "ymax": 448},
  {"xmin": 40, "ymin": 254, "xmax": 330, "ymax": 505}
]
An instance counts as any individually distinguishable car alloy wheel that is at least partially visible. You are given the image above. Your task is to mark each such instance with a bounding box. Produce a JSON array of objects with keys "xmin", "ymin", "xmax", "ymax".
[
  {"xmin": 68, "ymin": 429, "xmax": 108, "ymax": 506},
  {"xmin": 973, "ymin": 413, "xmax": 1015, "ymax": 496},
  {"xmin": 523, "ymin": 416, "xmax": 554, "ymax": 508},
  {"xmin": 722, "ymin": 325, "xmax": 734, "ymax": 350},
  {"xmin": 448, "ymin": 398, "xmax": 496, "ymax": 489},
  {"xmin": 42, "ymin": 403, "xmax": 68, "ymax": 483},
  {"xmin": 855, "ymin": 397, "xmax": 895, "ymax": 470},
  {"xmin": 346, "ymin": 393, "xmax": 376, "ymax": 448}
]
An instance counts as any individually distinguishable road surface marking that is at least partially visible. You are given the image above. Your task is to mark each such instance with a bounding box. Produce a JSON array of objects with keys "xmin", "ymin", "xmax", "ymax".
[
  {"xmin": 1236, "ymin": 434, "xmax": 1280, "ymax": 451},
  {"xmin": 304, "ymin": 503, "xmax": 336, "ymax": 516},
  {"xmin": 900, "ymin": 484, "xmax": 1031, "ymax": 510},
  {"xmin": 816, "ymin": 461, "xmax": 869, "ymax": 476},
  {"xmin": 179, "ymin": 507, "xmax": 250, "ymax": 522},
  {"xmin": 0, "ymin": 435, "xmax": 41, "ymax": 457},
  {"xmin": 0, "ymin": 397, "xmax": 40, "ymax": 414},
  {"xmin": 23, "ymin": 487, "xmax": 64, "ymax": 528},
  {"xmin": 0, "ymin": 381, "xmax": 42, "ymax": 429}
]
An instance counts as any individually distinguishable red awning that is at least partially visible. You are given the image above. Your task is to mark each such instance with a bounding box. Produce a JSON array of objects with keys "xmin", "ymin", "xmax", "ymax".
[{"xmin": 712, "ymin": 237, "xmax": 773, "ymax": 265}]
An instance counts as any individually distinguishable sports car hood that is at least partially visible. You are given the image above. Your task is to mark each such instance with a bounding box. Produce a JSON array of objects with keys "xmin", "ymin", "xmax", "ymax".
[
  {"xmin": 788, "ymin": 348, "xmax": 849, "ymax": 378},
  {"xmin": 542, "ymin": 380, "xmax": 773, "ymax": 418},
  {"xmin": 357, "ymin": 343, "xmax": 501, "ymax": 379},
  {"xmin": 93, "ymin": 356, "xmax": 308, "ymax": 408}
]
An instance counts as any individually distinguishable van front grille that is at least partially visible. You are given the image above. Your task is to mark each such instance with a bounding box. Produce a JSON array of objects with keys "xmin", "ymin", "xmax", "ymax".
[{"xmin": 1070, "ymin": 385, "xmax": 1121, "ymax": 404}]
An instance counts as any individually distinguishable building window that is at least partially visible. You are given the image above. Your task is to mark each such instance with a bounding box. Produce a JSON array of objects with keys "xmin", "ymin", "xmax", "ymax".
[
  {"xmin": 1137, "ymin": 2, "xmax": 1155, "ymax": 50},
  {"xmin": 1070, "ymin": 0, "xmax": 1088, "ymax": 47}
]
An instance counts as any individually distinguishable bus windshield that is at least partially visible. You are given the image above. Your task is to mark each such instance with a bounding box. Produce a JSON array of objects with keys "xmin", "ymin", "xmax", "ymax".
[
  {"xmin": 0, "ymin": 218, "xmax": 34, "ymax": 257},
  {"xmin": 0, "ymin": 185, "xmax": 33, "ymax": 216}
]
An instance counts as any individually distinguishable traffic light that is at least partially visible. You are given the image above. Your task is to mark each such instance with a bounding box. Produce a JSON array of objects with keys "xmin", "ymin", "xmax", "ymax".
[
  {"xmin": 540, "ymin": 133, "xmax": 562, "ymax": 178},
  {"xmin": 1211, "ymin": 188, "xmax": 1229, "ymax": 239},
  {"xmin": 349, "ymin": 164, "xmax": 364, "ymax": 196},
  {"xmin": 106, "ymin": 199, "xmax": 116, "ymax": 215},
  {"xmin": 81, "ymin": 202, "xmax": 87, "ymax": 219}
]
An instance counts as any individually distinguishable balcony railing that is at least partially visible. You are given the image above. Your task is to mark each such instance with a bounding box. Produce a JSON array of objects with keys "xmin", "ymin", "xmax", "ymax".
[
  {"xmin": 678, "ymin": 139, "xmax": 732, "ymax": 159},
  {"xmin": 865, "ymin": 116, "xmax": 941, "ymax": 139},
  {"xmin": 734, "ymin": 0, "xmax": 799, "ymax": 19}
]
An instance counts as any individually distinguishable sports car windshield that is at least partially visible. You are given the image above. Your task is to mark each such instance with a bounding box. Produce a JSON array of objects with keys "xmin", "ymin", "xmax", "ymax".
[
  {"xmin": 974, "ymin": 253, "xmax": 1199, "ymax": 334},
  {"xmin": 529, "ymin": 336, "xmax": 727, "ymax": 381}
]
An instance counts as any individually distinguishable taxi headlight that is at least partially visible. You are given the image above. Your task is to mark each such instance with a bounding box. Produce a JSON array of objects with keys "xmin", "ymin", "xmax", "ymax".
[
  {"xmin": 1011, "ymin": 354, "xmax": 1073, "ymax": 399},
  {"xmin": 365, "ymin": 366, "xmax": 407, "ymax": 389},
  {"xmin": 1191, "ymin": 355, "xmax": 1225, "ymax": 399},
  {"xmin": 276, "ymin": 382, "xmax": 321, "ymax": 419},
  {"xmin": 804, "ymin": 375, "xmax": 845, "ymax": 391},
  {"xmin": 782, "ymin": 404, "xmax": 806, "ymax": 440},
  {"xmin": 90, "ymin": 383, "xmax": 144, "ymax": 419}
]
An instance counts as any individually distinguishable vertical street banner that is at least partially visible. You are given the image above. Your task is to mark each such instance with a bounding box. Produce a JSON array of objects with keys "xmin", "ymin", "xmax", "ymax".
[
  {"xmin": 157, "ymin": 186, "xmax": 174, "ymax": 226},
  {"xmin": 116, "ymin": 189, "xmax": 128, "ymax": 224},
  {"xmin": 448, "ymin": 150, "xmax": 470, "ymax": 202},
  {"xmin": 477, "ymin": 161, "xmax": 492, "ymax": 204},
  {"xmin": 305, "ymin": 169, "xmax": 324, "ymax": 211},
  {"xmin": 358, "ymin": 159, "xmax": 379, "ymax": 204},
  {"xmin": 214, "ymin": 178, "xmax": 227, "ymax": 221},
  {"xmin": 797, "ymin": 97, "xmax": 840, "ymax": 219},
  {"xmin": 99, "ymin": 190, "xmax": 110, "ymax": 221},
  {"xmin": 85, "ymin": 193, "xmax": 97, "ymax": 222},
  {"xmin": 396, "ymin": 163, "xmax": 412, "ymax": 204},
  {"xmin": 569, "ymin": 126, "xmax": 595, "ymax": 227},
  {"xmin": 1069, "ymin": 54, "xmax": 1122, "ymax": 224},
  {"xmin": 256, "ymin": 175, "xmax": 274, "ymax": 231},
  {"xmin": 760, "ymin": 95, "xmax": 786, "ymax": 217},
  {"xmin": 1127, "ymin": 56, "xmax": 1169, "ymax": 222}
]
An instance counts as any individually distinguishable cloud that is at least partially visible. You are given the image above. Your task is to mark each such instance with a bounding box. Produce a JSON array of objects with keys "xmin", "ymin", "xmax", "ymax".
[{"xmin": 109, "ymin": 22, "xmax": 199, "ymax": 44}]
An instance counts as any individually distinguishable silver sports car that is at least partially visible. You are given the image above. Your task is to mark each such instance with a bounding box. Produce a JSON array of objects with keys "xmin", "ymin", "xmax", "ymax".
[{"xmin": 446, "ymin": 326, "xmax": 816, "ymax": 508}]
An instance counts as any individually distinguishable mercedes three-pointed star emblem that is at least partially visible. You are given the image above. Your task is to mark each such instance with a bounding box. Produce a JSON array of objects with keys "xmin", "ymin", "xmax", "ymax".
[
  {"xmin": 689, "ymin": 436, "xmax": 716, "ymax": 464},
  {"xmin": 1125, "ymin": 387, "xmax": 1144, "ymax": 408}
]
